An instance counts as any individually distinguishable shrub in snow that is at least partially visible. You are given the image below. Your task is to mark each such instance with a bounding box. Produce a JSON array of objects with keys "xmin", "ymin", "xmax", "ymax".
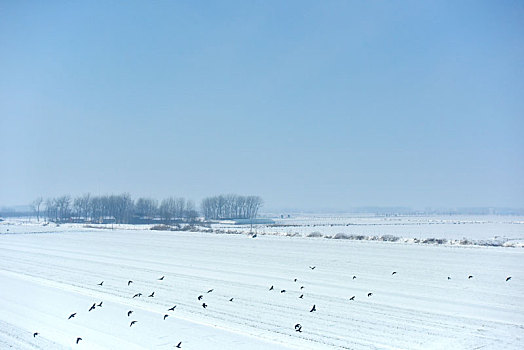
[
  {"xmin": 307, "ymin": 231, "xmax": 323, "ymax": 238},
  {"xmin": 286, "ymin": 232, "xmax": 301, "ymax": 237},
  {"xmin": 478, "ymin": 240, "xmax": 504, "ymax": 247},
  {"xmin": 150, "ymin": 225, "xmax": 171, "ymax": 231},
  {"xmin": 422, "ymin": 238, "xmax": 447, "ymax": 245},
  {"xmin": 380, "ymin": 235, "xmax": 400, "ymax": 242},
  {"xmin": 460, "ymin": 238, "xmax": 473, "ymax": 245},
  {"xmin": 350, "ymin": 235, "xmax": 367, "ymax": 240}
]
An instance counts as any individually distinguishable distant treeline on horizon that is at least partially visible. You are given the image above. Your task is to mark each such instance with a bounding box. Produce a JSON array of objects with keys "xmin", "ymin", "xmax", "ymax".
[{"xmin": 15, "ymin": 194, "xmax": 263, "ymax": 224}]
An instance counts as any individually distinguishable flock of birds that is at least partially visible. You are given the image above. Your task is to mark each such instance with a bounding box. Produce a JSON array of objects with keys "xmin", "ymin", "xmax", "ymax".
[{"xmin": 30, "ymin": 265, "xmax": 514, "ymax": 347}]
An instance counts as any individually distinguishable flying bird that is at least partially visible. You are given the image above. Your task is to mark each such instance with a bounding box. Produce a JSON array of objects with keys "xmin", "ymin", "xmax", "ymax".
[
  {"xmin": 88, "ymin": 303, "xmax": 96, "ymax": 312},
  {"xmin": 148, "ymin": 292, "xmax": 155, "ymax": 297},
  {"xmin": 295, "ymin": 323, "xmax": 302, "ymax": 332},
  {"xmin": 352, "ymin": 276, "xmax": 357, "ymax": 280},
  {"xmin": 281, "ymin": 289, "xmax": 286, "ymax": 293},
  {"xmin": 392, "ymin": 272, "xmax": 397, "ymax": 275},
  {"xmin": 97, "ymin": 281, "xmax": 104, "ymax": 286},
  {"xmin": 447, "ymin": 277, "xmax": 451, "ymax": 280},
  {"xmin": 176, "ymin": 341, "xmax": 182, "ymax": 348},
  {"xmin": 468, "ymin": 275, "xmax": 474, "ymax": 279},
  {"xmin": 349, "ymin": 296, "xmax": 355, "ymax": 301},
  {"xmin": 164, "ymin": 314, "xmax": 169, "ymax": 320},
  {"xmin": 229, "ymin": 298, "xmax": 234, "ymax": 302},
  {"xmin": 207, "ymin": 289, "xmax": 214, "ymax": 293},
  {"xmin": 252, "ymin": 233, "xmax": 257, "ymax": 238},
  {"xmin": 198, "ymin": 295, "xmax": 203, "ymax": 300},
  {"xmin": 299, "ymin": 294, "xmax": 303, "ymax": 299},
  {"xmin": 506, "ymin": 276, "xmax": 512, "ymax": 281},
  {"xmin": 128, "ymin": 280, "xmax": 133, "ymax": 286},
  {"xmin": 294, "ymin": 278, "xmax": 297, "ymax": 282},
  {"xmin": 76, "ymin": 337, "xmax": 82, "ymax": 344},
  {"xmin": 68, "ymin": 313, "xmax": 76, "ymax": 320},
  {"xmin": 300, "ymin": 286, "xmax": 304, "ymax": 290},
  {"xmin": 368, "ymin": 293, "xmax": 373, "ymax": 297},
  {"xmin": 33, "ymin": 332, "xmax": 39, "ymax": 338},
  {"xmin": 309, "ymin": 266, "xmax": 316, "ymax": 270},
  {"xmin": 310, "ymin": 304, "xmax": 316, "ymax": 312},
  {"xmin": 269, "ymin": 285, "xmax": 274, "ymax": 291},
  {"xmin": 202, "ymin": 303, "xmax": 207, "ymax": 309},
  {"xmin": 168, "ymin": 305, "xmax": 177, "ymax": 311},
  {"xmin": 130, "ymin": 321, "xmax": 137, "ymax": 327},
  {"xmin": 132, "ymin": 293, "xmax": 142, "ymax": 298},
  {"xmin": 97, "ymin": 302, "xmax": 103, "ymax": 307},
  {"xmin": 127, "ymin": 310, "xmax": 133, "ymax": 317},
  {"xmin": 158, "ymin": 276, "xmax": 164, "ymax": 280}
]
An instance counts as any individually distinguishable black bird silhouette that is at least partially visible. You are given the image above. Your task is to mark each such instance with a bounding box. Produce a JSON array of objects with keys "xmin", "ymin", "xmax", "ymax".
[
  {"xmin": 299, "ymin": 294, "xmax": 303, "ymax": 299},
  {"xmin": 130, "ymin": 321, "xmax": 137, "ymax": 327},
  {"xmin": 506, "ymin": 276, "xmax": 512, "ymax": 281},
  {"xmin": 294, "ymin": 278, "xmax": 297, "ymax": 282},
  {"xmin": 88, "ymin": 303, "xmax": 96, "ymax": 312},
  {"xmin": 202, "ymin": 303, "xmax": 207, "ymax": 308},
  {"xmin": 468, "ymin": 275, "xmax": 474, "ymax": 279},
  {"xmin": 158, "ymin": 276, "xmax": 164, "ymax": 280},
  {"xmin": 309, "ymin": 266, "xmax": 316, "ymax": 270},
  {"xmin": 281, "ymin": 289, "xmax": 286, "ymax": 293},
  {"xmin": 68, "ymin": 313, "xmax": 76, "ymax": 319},
  {"xmin": 98, "ymin": 281, "xmax": 104, "ymax": 286},
  {"xmin": 198, "ymin": 295, "xmax": 203, "ymax": 300},
  {"xmin": 349, "ymin": 296, "xmax": 355, "ymax": 301},
  {"xmin": 133, "ymin": 293, "xmax": 142, "ymax": 298},
  {"xmin": 448, "ymin": 277, "xmax": 451, "ymax": 280},
  {"xmin": 128, "ymin": 280, "xmax": 133, "ymax": 286},
  {"xmin": 352, "ymin": 276, "xmax": 357, "ymax": 280},
  {"xmin": 252, "ymin": 233, "xmax": 257, "ymax": 238},
  {"xmin": 76, "ymin": 337, "xmax": 82, "ymax": 344},
  {"xmin": 207, "ymin": 289, "xmax": 214, "ymax": 293},
  {"xmin": 168, "ymin": 305, "xmax": 177, "ymax": 311},
  {"xmin": 269, "ymin": 285, "xmax": 274, "ymax": 291},
  {"xmin": 176, "ymin": 341, "xmax": 182, "ymax": 348},
  {"xmin": 310, "ymin": 304, "xmax": 316, "ymax": 312},
  {"xmin": 127, "ymin": 310, "xmax": 133, "ymax": 317},
  {"xmin": 229, "ymin": 298, "xmax": 234, "ymax": 302},
  {"xmin": 33, "ymin": 332, "xmax": 39, "ymax": 337},
  {"xmin": 164, "ymin": 314, "xmax": 169, "ymax": 320},
  {"xmin": 295, "ymin": 323, "xmax": 302, "ymax": 332},
  {"xmin": 368, "ymin": 293, "xmax": 373, "ymax": 297},
  {"xmin": 300, "ymin": 286, "xmax": 304, "ymax": 290},
  {"xmin": 392, "ymin": 271, "xmax": 397, "ymax": 275},
  {"xmin": 148, "ymin": 292, "xmax": 155, "ymax": 297},
  {"xmin": 97, "ymin": 302, "xmax": 103, "ymax": 307}
]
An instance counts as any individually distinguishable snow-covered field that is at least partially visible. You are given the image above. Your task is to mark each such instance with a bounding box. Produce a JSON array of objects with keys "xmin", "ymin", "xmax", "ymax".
[
  {"xmin": 0, "ymin": 218, "xmax": 523, "ymax": 349},
  {"xmin": 215, "ymin": 214, "xmax": 524, "ymax": 246}
]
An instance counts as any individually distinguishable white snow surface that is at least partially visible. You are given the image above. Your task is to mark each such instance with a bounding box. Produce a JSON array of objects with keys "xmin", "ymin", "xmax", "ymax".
[
  {"xmin": 215, "ymin": 214, "xmax": 524, "ymax": 246},
  {"xmin": 0, "ymin": 218, "xmax": 523, "ymax": 349}
]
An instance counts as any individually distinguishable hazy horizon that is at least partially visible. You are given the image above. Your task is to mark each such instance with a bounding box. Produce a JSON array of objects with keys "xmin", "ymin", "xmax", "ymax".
[{"xmin": 1, "ymin": 1, "xmax": 523, "ymax": 210}]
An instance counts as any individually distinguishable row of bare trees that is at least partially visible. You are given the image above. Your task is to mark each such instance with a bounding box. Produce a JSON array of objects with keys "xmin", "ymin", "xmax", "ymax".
[
  {"xmin": 31, "ymin": 193, "xmax": 261, "ymax": 223},
  {"xmin": 201, "ymin": 194, "xmax": 263, "ymax": 220}
]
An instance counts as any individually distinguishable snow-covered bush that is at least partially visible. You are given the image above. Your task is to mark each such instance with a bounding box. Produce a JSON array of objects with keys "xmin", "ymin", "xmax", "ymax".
[
  {"xmin": 380, "ymin": 235, "xmax": 400, "ymax": 242},
  {"xmin": 307, "ymin": 231, "xmax": 323, "ymax": 237}
]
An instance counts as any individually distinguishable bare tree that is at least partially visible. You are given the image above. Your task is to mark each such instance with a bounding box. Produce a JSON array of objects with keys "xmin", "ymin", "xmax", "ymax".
[
  {"xmin": 201, "ymin": 194, "xmax": 263, "ymax": 220},
  {"xmin": 135, "ymin": 198, "xmax": 158, "ymax": 218},
  {"xmin": 31, "ymin": 197, "xmax": 44, "ymax": 222}
]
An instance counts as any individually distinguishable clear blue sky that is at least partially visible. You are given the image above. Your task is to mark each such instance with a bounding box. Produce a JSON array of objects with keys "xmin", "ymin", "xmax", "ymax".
[{"xmin": 1, "ymin": 1, "xmax": 523, "ymax": 211}]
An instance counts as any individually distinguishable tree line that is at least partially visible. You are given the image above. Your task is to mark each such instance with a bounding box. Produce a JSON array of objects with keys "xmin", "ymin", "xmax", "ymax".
[
  {"xmin": 201, "ymin": 194, "xmax": 263, "ymax": 220},
  {"xmin": 30, "ymin": 193, "xmax": 262, "ymax": 224}
]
